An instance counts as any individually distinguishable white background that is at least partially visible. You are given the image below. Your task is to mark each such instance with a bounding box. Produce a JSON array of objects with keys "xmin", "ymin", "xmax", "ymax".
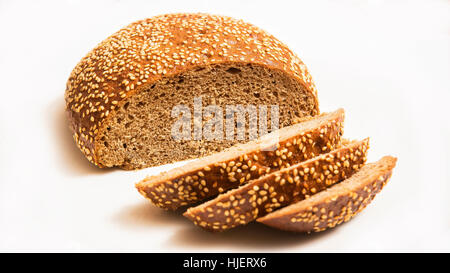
[{"xmin": 0, "ymin": 0, "xmax": 449, "ymax": 252}]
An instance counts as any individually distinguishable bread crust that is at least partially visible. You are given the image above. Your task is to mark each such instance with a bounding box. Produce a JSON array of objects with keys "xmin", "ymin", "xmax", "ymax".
[
  {"xmin": 257, "ymin": 156, "xmax": 397, "ymax": 233},
  {"xmin": 136, "ymin": 109, "xmax": 344, "ymax": 210},
  {"xmin": 64, "ymin": 13, "xmax": 319, "ymax": 167},
  {"xmin": 183, "ymin": 138, "xmax": 369, "ymax": 231}
]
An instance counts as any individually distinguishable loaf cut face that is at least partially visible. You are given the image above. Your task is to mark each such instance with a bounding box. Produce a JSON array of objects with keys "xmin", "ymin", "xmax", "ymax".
[
  {"xmin": 97, "ymin": 63, "xmax": 318, "ymax": 169},
  {"xmin": 136, "ymin": 109, "xmax": 344, "ymax": 210},
  {"xmin": 64, "ymin": 13, "xmax": 319, "ymax": 169},
  {"xmin": 257, "ymin": 156, "xmax": 397, "ymax": 232},
  {"xmin": 183, "ymin": 138, "xmax": 369, "ymax": 231}
]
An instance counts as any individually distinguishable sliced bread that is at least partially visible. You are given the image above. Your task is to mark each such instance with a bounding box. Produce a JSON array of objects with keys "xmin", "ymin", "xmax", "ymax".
[
  {"xmin": 136, "ymin": 109, "xmax": 344, "ymax": 210},
  {"xmin": 183, "ymin": 138, "xmax": 369, "ymax": 231}
]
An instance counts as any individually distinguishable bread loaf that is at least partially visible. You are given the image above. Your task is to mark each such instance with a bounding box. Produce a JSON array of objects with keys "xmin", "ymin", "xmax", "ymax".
[
  {"xmin": 136, "ymin": 109, "xmax": 344, "ymax": 210},
  {"xmin": 65, "ymin": 13, "xmax": 319, "ymax": 169},
  {"xmin": 183, "ymin": 138, "xmax": 369, "ymax": 231},
  {"xmin": 257, "ymin": 156, "xmax": 397, "ymax": 232}
]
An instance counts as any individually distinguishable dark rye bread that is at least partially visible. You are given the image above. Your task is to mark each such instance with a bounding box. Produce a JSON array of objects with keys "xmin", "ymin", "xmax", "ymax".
[
  {"xmin": 136, "ymin": 109, "xmax": 344, "ymax": 210},
  {"xmin": 65, "ymin": 13, "xmax": 319, "ymax": 169},
  {"xmin": 257, "ymin": 156, "xmax": 397, "ymax": 233},
  {"xmin": 183, "ymin": 138, "xmax": 369, "ymax": 231}
]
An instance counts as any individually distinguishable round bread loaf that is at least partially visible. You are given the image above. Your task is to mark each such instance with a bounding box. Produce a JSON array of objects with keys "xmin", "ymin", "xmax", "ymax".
[{"xmin": 65, "ymin": 13, "xmax": 319, "ymax": 169}]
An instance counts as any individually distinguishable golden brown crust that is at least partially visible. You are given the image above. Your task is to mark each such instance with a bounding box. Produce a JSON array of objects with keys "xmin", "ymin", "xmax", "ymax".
[
  {"xmin": 64, "ymin": 13, "xmax": 319, "ymax": 167},
  {"xmin": 136, "ymin": 109, "xmax": 344, "ymax": 210},
  {"xmin": 183, "ymin": 138, "xmax": 369, "ymax": 231},
  {"xmin": 257, "ymin": 156, "xmax": 397, "ymax": 233}
]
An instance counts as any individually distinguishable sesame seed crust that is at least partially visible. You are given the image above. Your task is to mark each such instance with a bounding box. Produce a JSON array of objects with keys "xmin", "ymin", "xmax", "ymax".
[
  {"xmin": 64, "ymin": 13, "xmax": 319, "ymax": 167},
  {"xmin": 183, "ymin": 138, "xmax": 369, "ymax": 231},
  {"xmin": 136, "ymin": 109, "xmax": 344, "ymax": 210},
  {"xmin": 257, "ymin": 156, "xmax": 397, "ymax": 233}
]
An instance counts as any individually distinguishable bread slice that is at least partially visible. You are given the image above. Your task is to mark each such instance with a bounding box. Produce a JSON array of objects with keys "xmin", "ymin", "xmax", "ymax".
[
  {"xmin": 183, "ymin": 138, "xmax": 369, "ymax": 231},
  {"xmin": 257, "ymin": 156, "xmax": 397, "ymax": 233},
  {"xmin": 136, "ymin": 109, "xmax": 345, "ymax": 210},
  {"xmin": 65, "ymin": 13, "xmax": 319, "ymax": 169}
]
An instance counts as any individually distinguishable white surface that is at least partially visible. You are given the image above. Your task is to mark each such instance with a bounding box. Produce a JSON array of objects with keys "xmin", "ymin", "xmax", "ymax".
[{"xmin": 0, "ymin": 0, "xmax": 449, "ymax": 252}]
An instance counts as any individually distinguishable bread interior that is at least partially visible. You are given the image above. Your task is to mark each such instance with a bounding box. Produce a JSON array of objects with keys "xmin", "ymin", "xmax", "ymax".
[{"xmin": 96, "ymin": 63, "xmax": 318, "ymax": 169}]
